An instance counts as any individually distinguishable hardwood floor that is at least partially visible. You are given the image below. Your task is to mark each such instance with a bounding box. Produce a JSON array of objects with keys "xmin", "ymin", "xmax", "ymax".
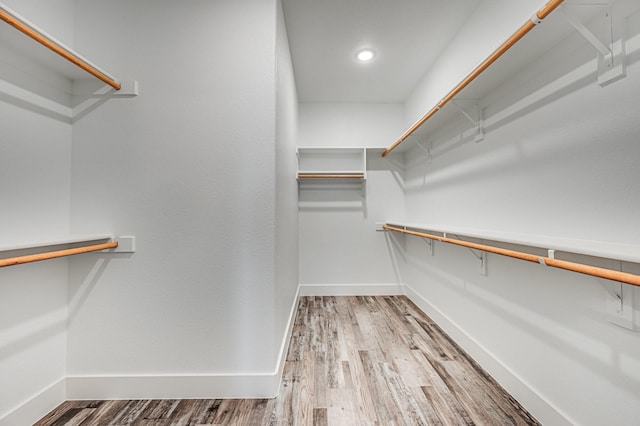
[{"xmin": 36, "ymin": 296, "xmax": 539, "ymax": 425}]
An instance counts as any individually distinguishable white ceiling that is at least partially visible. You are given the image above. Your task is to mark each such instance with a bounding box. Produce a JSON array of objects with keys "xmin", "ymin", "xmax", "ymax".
[{"xmin": 281, "ymin": 0, "xmax": 481, "ymax": 104}]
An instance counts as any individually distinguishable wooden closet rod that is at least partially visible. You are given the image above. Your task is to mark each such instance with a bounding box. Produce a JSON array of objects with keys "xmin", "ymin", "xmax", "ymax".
[
  {"xmin": 382, "ymin": 0, "xmax": 565, "ymax": 157},
  {"xmin": 0, "ymin": 242, "xmax": 118, "ymax": 268},
  {"xmin": 384, "ymin": 225, "xmax": 640, "ymax": 287},
  {"xmin": 298, "ymin": 174, "xmax": 365, "ymax": 179},
  {"xmin": 0, "ymin": 6, "xmax": 121, "ymax": 90}
]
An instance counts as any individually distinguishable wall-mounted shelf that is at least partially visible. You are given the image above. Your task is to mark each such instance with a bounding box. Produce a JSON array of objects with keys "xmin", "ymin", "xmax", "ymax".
[
  {"xmin": 0, "ymin": 234, "xmax": 113, "ymax": 252},
  {"xmin": 382, "ymin": 0, "xmax": 626, "ymax": 157},
  {"xmin": 297, "ymin": 148, "xmax": 367, "ymax": 182},
  {"xmin": 384, "ymin": 222, "xmax": 640, "ymax": 287},
  {"xmin": 0, "ymin": 2, "xmax": 138, "ymax": 120},
  {"xmin": 0, "ymin": 234, "xmax": 136, "ymax": 268},
  {"xmin": 0, "ymin": 2, "xmax": 126, "ymax": 90}
]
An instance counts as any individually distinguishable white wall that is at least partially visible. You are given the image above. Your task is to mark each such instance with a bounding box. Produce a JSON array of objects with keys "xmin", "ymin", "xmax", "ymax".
[
  {"xmin": 3, "ymin": 0, "xmax": 298, "ymax": 420},
  {"xmin": 297, "ymin": 103, "xmax": 406, "ymax": 293},
  {"xmin": 404, "ymin": 0, "xmax": 542, "ymax": 126},
  {"xmin": 0, "ymin": 0, "xmax": 75, "ymax": 423},
  {"xmin": 396, "ymin": 1, "xmax": 640, "ymax": 424},
  {"xmin": 275, "ymin": 0, "xmax": 300, "ymax": 372},
  {"xmin": 298, "ymin": 103, "xmax": 405, "ymax": 149},
  {"xmin": 66, "ymin": 0, "xmax": 297, "ymax": 399}
]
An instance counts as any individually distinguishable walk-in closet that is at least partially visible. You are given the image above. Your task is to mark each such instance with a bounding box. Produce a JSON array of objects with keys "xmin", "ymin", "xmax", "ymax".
[{"xmin": 1, "ymin": 0, "xmax": 639, "ymax": 424}]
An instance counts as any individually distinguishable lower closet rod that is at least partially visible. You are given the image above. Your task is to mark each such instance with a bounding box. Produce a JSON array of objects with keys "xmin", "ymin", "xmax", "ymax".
[
  {"xmin": 0, "ymin": 242, "xmax": 118, "ymax": 268},
  {"xmin": 384, "ymin": 225, "xmax": 640, "ymax": 287},
  {"xmin": 298, "ymin": 174, "xmax": 365, "ymax": 179}
]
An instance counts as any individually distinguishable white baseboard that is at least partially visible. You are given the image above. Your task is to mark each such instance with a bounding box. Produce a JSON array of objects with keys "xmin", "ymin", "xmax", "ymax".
[
  {"xmin": 273, "ymin": 285, "xmax": 301, "ymax": 395},
  {"xmin": 403, "ymin": 285, "xmax": 573, "ymax": 426},
  {"xmin": 66, "ymin": 373, "xmax": 280, "ymax": 400},
  {"xmin": 0, "ymin": 378, "xmax": 66, "ymax": 426},
  {"xmin": 299, "ymin": 283, "xmax": 405, "ymax": 296},
  {"xmin": 2, "ymin": 288, "xmax": 302, "ymax": 423},
  {"xmin": 67, "ymin": 287, "xmax": 303, "ymax": 401},
  {"xmin": 2, "ymin": 284, "xmax": 570, "ymax": 426}
]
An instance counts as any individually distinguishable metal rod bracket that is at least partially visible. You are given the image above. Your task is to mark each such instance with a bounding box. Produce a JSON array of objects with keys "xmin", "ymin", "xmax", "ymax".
[
  {"xmin": 558, "ymin": 5, "xmax": 626, "ymax": 86},
  {"xmin": 423, "ymin": 238, "xmax": 434, "ymax": 256},
  {"xmin": 479, "ymin": 251, "xmax": 488, "ymax": 276},
  {"xmin": 414, "ymin": 140, "xmax": 433, "ymax": 162},
  {"xmin": 451, "ymin": 233, "xmax": 487, "ymax": 275},
  {"xmin": 450, "ymin": 101, "xmax": 484, "ymax": 142},
  {"xmin": 559, "ymin": 6, "xmax": 611, "ymax": 58}
]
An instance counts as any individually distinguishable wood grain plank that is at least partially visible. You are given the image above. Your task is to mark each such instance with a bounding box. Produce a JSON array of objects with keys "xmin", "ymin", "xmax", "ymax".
[
  {"xmin": 33, "ymin": 401, "xmax": 101, "ymax": 426},
  {"xmin": 272, "ymin": 360, "xmax": 297, "ymax": 424},
  {"xmin": 245, "ymin": 399, "xmax": 273, "ymax": 426},
  {"xmin": 182, "ymin": 399, "xmax": 222, "ymax": 424},
  {"xmin": 313, "ymin": 407, "xmax": 328, "ymax": 426},
  {"xmin": 422, "ymin": 385, "xmax": 475, "ymax": 425},
  {"xmin": 295, "ymin": 351, "xmax": 316, "ymax": 425},
  {"xmin": 326, "ymin": 388, "xmax": 360, "ymax": 425},
  {"xmin": 359, "ymin": 349, "xmax": 401, "ymax": 424},
  {"xmin": 314, "ymin": 351, "xmax": 328, "ymax": 409}
]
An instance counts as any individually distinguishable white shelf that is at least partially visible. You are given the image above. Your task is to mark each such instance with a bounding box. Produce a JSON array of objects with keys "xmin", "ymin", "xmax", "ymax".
[
  {"xmin": 0, "ymin": 234, "xmax": 136, "ymax": 254},
  {"xmin": 386, "ymin": 222, "xmax": 640, "ymax": 264},
  {"xmin": 0, "ymin": 234, "xmax": 112, "ymax": 252},
  {"xmin": 0, "ymin": 1, "xmax": 138, "ymax": 108},
  {"xmin": 297, "ymin": 147, "xmax": 367, "ymax": 182}
]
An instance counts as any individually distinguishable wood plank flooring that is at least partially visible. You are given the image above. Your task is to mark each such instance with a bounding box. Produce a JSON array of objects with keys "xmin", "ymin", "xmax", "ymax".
[{"xmin": 36, "ymin": 296, "xmax": 539, "ymax": 425}]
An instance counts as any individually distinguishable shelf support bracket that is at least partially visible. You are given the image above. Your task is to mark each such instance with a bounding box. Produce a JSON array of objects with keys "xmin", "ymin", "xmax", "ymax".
[
  {"xmin": 558, "ymin": 6, "xmax": 626, "ymax": 87},
  {"xmin": 450, "ymin": 101, "xmax": 484, "ymax": 142},
  {"xmin": 414, "ymin": 140, "xmax": 433, "ymax": 162},
  {"xmin": 451, "ymin": 234, "xmax": 487, "ymax": 275},
  {"xmin": 423, "ymin": 238, "xmax": 434, "ymax": 256},
  {"xmin": 604, "ymin": 261, "xmax": 635, "ymax": 331}
]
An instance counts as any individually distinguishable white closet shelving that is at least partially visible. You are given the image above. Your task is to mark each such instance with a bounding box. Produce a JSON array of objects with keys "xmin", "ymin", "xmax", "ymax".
[
  {"xmin": 0, "ymin": 3, "xmax": 137, "ymax": 264},
  {"xmin": 382, "ymin": 0, "xmax": 625, "ymax": 157},
  {"xmin": 0, "ymin": 234, "xmax": 136, "ymax": 269},
  {"xmin": 0, "ymin": 1, "xmax": 138, "ymax": 118},
  {"xmin": 385, "ymin": 222, "xmax": 640, "ymax": 265},
  {"xmin": 0, "ymin": 234, "xmax": 135, "ymax": 254},
  {"xmin": 0, "ymin": 234, "xmax": 112, "ymax": 253},
  {"xmin": 296, "ymin": 147, "xmax": 367, "ymax": 182},
  {"xmin": 378, "ymin": 1, "xmax": 639, "ymax": 294}
]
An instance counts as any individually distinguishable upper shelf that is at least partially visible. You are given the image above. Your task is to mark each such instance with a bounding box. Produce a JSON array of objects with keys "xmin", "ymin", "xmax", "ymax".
[
  {"xmin": 297, "ymin": 147, "xmax": 367, "ymax": 181},
  {"xmin": 0, "ymin": 234, "xmax": 112, "ymax": 253},
  {"xmin": 0, "ymin": 2, "xmax": 125, "ymax": 90},
  {"xmin": 382, "ymin": 0, "xmax": 624, "ymax": 157},
  {"xmin": 0, "ymin": 234, "xmax": 136, "ymax": 254},
  {"xmin": 0, "ymin": 234, "xmax": 136, "ymax": 268}
]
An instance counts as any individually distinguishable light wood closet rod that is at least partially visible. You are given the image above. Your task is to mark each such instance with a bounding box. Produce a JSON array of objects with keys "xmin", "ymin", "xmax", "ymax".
[
  {"xmin": 384, "ymin": 225, "xmax": 640, "ymax": 287},
  {"xmin": 0, "ymin": 242, "xmax": 118, "ymax": 268},
  {"xmin": 382, "ymin": 0, "xmax": 565, "ymax": 157},
  {"xmin": 0, "ymin": 6, "xmax": 121, "ymax": 90},
  {"xmin": 298, "ymin": 174, "xmax": 365, "ymax": 179}
]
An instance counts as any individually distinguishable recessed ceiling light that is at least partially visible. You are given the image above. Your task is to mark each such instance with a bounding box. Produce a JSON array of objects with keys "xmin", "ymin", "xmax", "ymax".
[{"xmin": 356, "ymin": 48, "xmax": 375, "ymax": 62}]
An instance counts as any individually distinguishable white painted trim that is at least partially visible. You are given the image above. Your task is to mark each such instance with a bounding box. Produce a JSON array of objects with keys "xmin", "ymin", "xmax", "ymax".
[
  {"xmin": 403, "ymin": 284, "xmax": 575, "ymax": 426},
  {"xmin": 66, "ymin": 373, "xmax": 279, "ymax": 400},
  {"xmin": 66, "ymin": 287, "xmax": 303, "ymax": 401},
  {"xmin": 0, "ymin": 378, "xmax": 66, "ymax": 426},
  {"xmin": 2, "ymin": 287, "xmax": 301, "ymax": 419},
  {"xmin": 272, "ymin": 286, "xmax": 301, "ymax": 396},
  {"xmin": 2, "ymin": 284, "xmax": 570, "ymax": 426},
  {"xmin": 299, "ymin": 283, "xmax": 405, "ymax": 296}
]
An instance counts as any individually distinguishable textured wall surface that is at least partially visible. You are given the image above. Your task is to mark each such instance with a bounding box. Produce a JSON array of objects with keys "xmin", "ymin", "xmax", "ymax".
[
  {"xmin": 400, "ymin": 1, "xmax": 640, "ymax": 424},
  {"xmin": 0, "ymin": 0, "xmax": 75, "ymax": 422}
]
